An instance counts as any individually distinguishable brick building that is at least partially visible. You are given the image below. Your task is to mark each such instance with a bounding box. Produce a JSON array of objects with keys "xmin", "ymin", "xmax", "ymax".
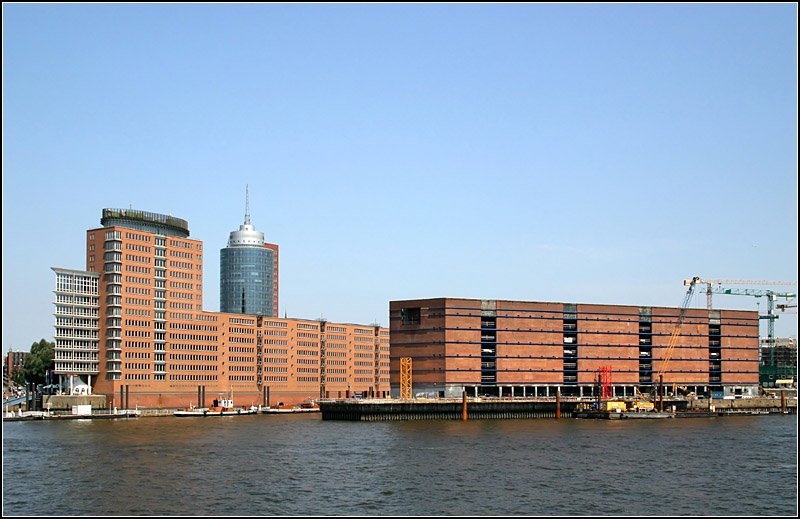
[
  {"xmin": 760, "ymin": 337, "xmax": 797, "ymax": 387},
  {"xmin": 52, "ymin": 208, "xmax": 389, "ymax": 408},
  {"xmin": 3, "ymin": 351, "xmax": 28, "ymax": 388},
  {"xmin": 389, "ymin": 297, "xmax": 760, "ymax": 399}
]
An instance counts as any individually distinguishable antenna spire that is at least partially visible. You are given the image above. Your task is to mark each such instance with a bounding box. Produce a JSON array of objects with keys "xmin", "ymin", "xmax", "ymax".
[{"xmin": 244, "ymin": 184, "xmax": 251, "ymax": 225}]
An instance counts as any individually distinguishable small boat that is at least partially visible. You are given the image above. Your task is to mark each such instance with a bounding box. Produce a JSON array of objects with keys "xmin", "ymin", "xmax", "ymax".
[
  {"xmin": 262, "ymin": 401, "xmax": 320, "ymax": 414},
  {"xmin": 174, "ymin": 398, "xmax": 258, "ymax": 417}
]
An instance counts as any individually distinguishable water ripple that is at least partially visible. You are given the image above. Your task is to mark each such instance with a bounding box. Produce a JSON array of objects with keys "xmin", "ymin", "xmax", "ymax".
[{"xmin": 2, "ymin": 415, "xmax": 797, "ymax": 515}]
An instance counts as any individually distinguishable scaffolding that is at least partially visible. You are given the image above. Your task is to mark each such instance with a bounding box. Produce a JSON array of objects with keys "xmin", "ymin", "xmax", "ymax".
[{"xmin": 399, "ymin": 357, "xmax": 412, "ymax": 399}]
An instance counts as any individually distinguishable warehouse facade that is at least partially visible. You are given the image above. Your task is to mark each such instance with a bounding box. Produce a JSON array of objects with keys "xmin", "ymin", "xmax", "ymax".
[{"xmin": 389, "ymin": 297, "xmax": 760, "ymax": 399}]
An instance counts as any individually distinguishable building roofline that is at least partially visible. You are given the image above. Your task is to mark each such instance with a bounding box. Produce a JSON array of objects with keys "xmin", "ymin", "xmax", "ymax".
[{"xmin": 101, "ymin": 208, "xmax": 190, "ymax": 237}]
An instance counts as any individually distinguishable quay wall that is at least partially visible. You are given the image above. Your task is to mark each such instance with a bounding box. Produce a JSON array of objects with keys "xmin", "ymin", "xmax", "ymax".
[
  {"xmin": 321, "ymin": 397, "xmax": 798, "ymax": 421},
  {"xmin": 321, "ymin": 399, "xmax": 575, "ymax": 421},
  {"xmin": 42, "ymin": 395, "xmax": 107, "ymax": 410},
  {"xmin": 686, "ymin": 396, "xmax": 797, "ymax": 411}
]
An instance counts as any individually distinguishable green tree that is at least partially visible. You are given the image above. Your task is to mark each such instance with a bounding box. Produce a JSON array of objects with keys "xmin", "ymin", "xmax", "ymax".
[
  {"xmin": 21, "ymin": 339, "xmax": 55, "ymax": 385},
  {"xmin": 11, "ymin": 366, "xmax": 25, "ymax": 387}
]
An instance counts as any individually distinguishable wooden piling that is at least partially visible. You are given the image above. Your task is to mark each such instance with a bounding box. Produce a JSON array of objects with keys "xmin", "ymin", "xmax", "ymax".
[
  {"xmin": 556, "ymin": 389, "xmax": 561, "ymax": 420},
  {"xmin": 462, "ymin": 390, "xmax": 468, "ymax": 421}
]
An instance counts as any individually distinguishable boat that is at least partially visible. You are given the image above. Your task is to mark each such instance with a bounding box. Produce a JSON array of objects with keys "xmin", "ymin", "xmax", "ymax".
[
  {"xmin": 262, "ymin": 401, "xmax": 320, "ymax": 414},
  {"xmin": 574, "ymin": 400, "xmax": 675, "ymax": 419},
  {"xmin": 574, "ymin": 410, "xmax": 675, "ymax": 419},
  {"xmin": 174, "ymin": 397, "xmax": 258, "ymax": 417}
]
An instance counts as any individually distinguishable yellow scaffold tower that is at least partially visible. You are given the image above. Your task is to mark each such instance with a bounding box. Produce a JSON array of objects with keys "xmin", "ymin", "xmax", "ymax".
[{"xmin": 400, "ymin": 357, "xmax": 412, "ymax": 399}]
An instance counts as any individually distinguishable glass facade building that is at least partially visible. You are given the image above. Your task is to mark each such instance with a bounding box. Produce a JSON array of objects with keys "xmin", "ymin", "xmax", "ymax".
[
  {"xmin": 220, "ymin": 247, "xmax": 274, "ymax": 316},
  {"xmin": 220, "ymin": 198, "xmax": 278, "ymax": 317}
]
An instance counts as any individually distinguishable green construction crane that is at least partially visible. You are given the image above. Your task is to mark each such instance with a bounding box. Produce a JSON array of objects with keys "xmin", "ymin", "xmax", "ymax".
[{"xmin": 700, "ymin": 284, "xmax": 797, "ymax": 376}]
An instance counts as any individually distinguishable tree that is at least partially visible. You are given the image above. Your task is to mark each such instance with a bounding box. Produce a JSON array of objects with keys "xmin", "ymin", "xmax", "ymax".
[
  {"xmin": 21, "ymin": 339, "xmax": 55, "ymax": 386},
  {"xmin": 11, "ymin": 365, "xmax": 25, "ymax": 387}
]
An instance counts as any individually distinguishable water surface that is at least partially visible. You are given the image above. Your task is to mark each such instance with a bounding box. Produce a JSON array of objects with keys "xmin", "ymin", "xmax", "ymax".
[{"xmin": 3, "ymin": 414, "xmax": 796, "ymax": 515}]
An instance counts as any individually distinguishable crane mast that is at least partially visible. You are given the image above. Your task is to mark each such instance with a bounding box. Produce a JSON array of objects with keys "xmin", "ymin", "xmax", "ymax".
[
  {"xmin": 698, "ymin": 284, "xmax": 797, "ymax": 373},
  {"xmin": 657, "ymin": 277, "xmax": 700, "ymax": 380}
]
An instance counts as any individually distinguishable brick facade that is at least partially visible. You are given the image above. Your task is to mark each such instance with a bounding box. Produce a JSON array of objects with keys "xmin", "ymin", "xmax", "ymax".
[{"xmin": 390, "ymin": 297, "xmax": 759, "ymax": 398}]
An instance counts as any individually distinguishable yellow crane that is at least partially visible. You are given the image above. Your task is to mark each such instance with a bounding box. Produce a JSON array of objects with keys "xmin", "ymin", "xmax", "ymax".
[
  {"xmin": 657, "ymin": 277, "xmax": 700, "ymax": 380},
  {"xmin": 650, "ymin": 277, "xmax": 700, "ymax": 409}
]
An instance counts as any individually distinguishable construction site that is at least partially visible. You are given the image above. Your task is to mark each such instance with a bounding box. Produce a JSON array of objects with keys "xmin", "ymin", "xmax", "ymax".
[{"xmin": 322, "ymin": 276, "xmax": 797, "ymax": 421}]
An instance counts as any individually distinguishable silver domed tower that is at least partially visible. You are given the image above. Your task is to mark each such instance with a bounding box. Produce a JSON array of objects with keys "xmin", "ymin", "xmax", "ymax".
[{"xmin": 220, "ymin": 186, "xmax": 277, "ymax": 316}]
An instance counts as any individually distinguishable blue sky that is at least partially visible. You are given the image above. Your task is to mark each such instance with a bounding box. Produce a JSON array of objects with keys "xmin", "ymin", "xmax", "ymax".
[{"xmin": 3, "ymin": 3, "xmax": 797, "ymax": 353}]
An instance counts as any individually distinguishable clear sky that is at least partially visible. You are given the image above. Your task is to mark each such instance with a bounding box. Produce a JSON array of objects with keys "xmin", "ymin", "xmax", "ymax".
[{"xmin": 3, "ymin": 3, "xmax": 797, "ymax": 354}]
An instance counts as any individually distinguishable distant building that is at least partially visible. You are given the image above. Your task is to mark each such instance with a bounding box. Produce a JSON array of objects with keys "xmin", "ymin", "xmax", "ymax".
[
  {"xmin": 390, "ymin": 297, "xmax": 760, "ymax": 399},
  {"xmin": 51, "ymin": 207, "xmax": 387, "ymax": 407},
  {"xmin": 52, "ymin": 268, "xmax": 101, "ymax": 394},
  {"xmin": 760, "ymin": 338, "xmax": 797, "ymax": 387},
  {"xmin": 220, "ymin": 190, "xmax": 279, "ymax": 317},
  {"xmin": 3, "ymin": 351, "xmax": 28, "ymax": 388}
]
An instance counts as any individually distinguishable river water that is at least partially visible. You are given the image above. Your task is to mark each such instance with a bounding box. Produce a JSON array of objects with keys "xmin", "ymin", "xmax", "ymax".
[{"xmin": 2, "ymin": 414, "xmax": 797, "ymax": 516}]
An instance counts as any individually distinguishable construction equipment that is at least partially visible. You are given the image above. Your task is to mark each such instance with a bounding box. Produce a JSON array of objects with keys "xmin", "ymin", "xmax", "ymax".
[
  {"xmin": 399, "ymin": 357, "xmax": 412, "ymax": 399},
  {"xmin": 598, "ymin": 366, "xmax": 613, "ymax": 400},
  {"xmin": 696, "ymin": 283, "xmax": 797, "ymax": 359},
  {"xmin": 671, "ymin": 383, "xmax": 695, "ymax": 398},
  {"xmin": 657, "ymin": 278, "xmax": 700, "ymax": 380},
  {"xmin": 650, "ymin": 277, "xmax": 700, "ymax": 408},
  {"xmin": 688, "ymin": 278, "xmax": 797, "ymax": 310}
]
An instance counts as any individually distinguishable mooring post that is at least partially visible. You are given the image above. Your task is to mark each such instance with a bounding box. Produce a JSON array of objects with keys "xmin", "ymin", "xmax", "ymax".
[
  {"xmin": 462, "ymin": 390, "xmax": 468, "ymax": 421},
  {"xmin": 658, "ymin": 375, "xmax": 664, "ymax": 413},
  {"xmin": 556, "ymin": 388, "xmax": 561, "ymax": 420},
  {"xmin": 780, "ymin": 389, "xmax": 786, "ymax": 413}
]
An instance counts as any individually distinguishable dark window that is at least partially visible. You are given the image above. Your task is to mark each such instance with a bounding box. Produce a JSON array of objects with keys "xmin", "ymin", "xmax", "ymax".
[{"xmin": 401, "ymin": 307, "xmax": 421, "ymax": 325}]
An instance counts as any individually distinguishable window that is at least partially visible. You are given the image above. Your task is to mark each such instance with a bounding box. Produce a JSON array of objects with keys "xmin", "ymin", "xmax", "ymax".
[{"xmin": 401, "ymin": 307, "xmax": 421, "ymax": 325}]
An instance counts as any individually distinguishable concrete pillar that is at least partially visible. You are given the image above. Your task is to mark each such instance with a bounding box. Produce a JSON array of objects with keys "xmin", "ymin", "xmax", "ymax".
[
  {"xmin": 70, "ymin": 376, "xmax": 74, "ymax": 395},
  {"xmin": 522, "ymin": 386, "xmax": 526, "ymax": 398},
  {"xmin": 88, "ymin": 375, "xmax": 92, "ymax": 395},
  {"xmin": 510, "ymin": 386, "xmax": 515, "ymax": 398}
]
